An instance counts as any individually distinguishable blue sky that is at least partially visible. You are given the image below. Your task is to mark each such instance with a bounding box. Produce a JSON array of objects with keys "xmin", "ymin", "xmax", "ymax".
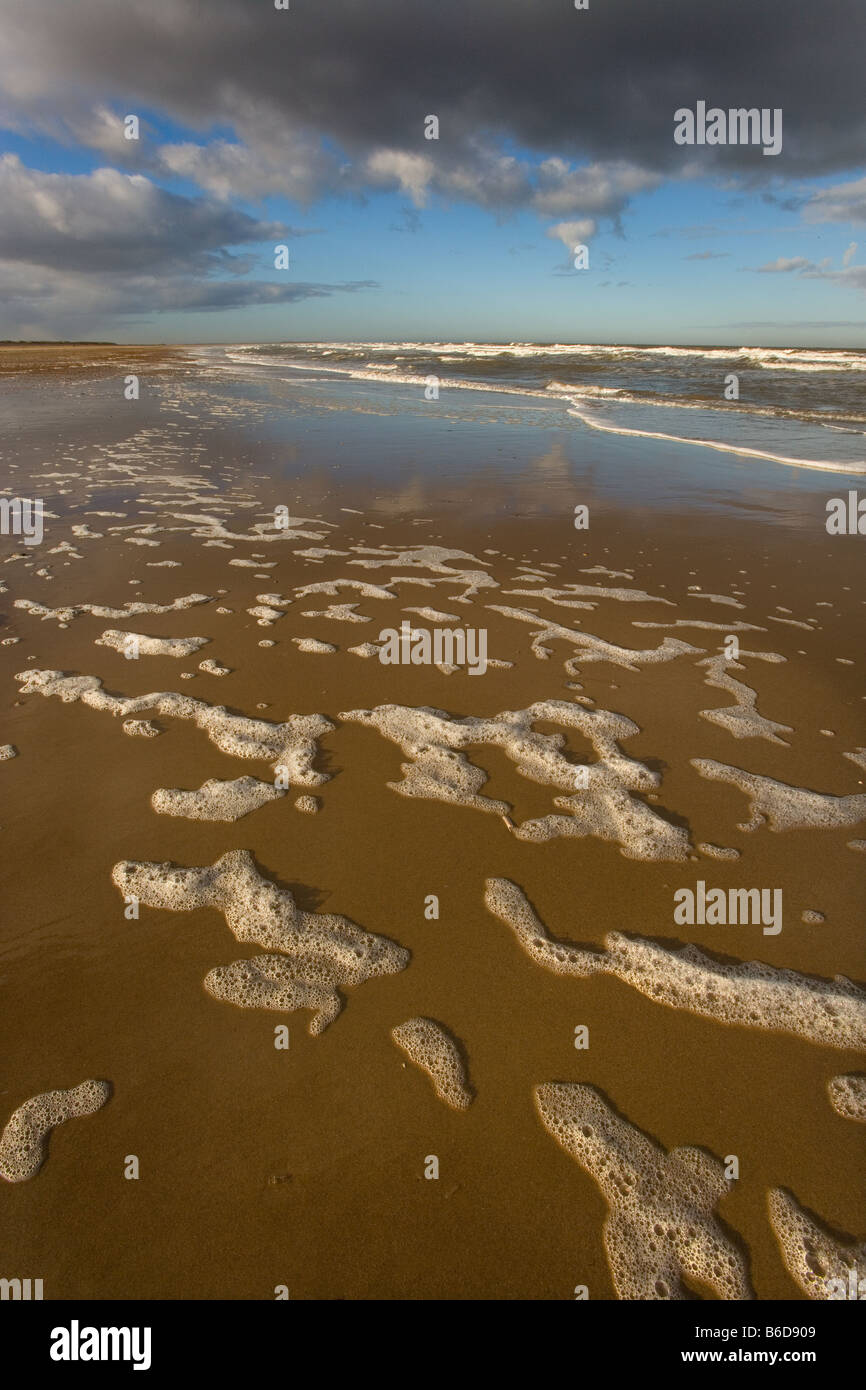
[{"xmin": 0, "ymin": 0, "xmax": 863, "ymax": 346}]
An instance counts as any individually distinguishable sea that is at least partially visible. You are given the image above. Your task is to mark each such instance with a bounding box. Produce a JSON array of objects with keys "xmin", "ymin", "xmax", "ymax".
[{"xmin": 194, "ymin": 341, "xmax": 866, "ymax": 473}]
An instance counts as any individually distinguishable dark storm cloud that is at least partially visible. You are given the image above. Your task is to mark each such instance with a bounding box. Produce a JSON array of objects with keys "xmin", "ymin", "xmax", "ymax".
[
  {"xmin": 166, "ymin": 279, "xmax": 378, "ymax": 310},
  {"xmin": 1, "ymin": 0, "xmax": 863, "ymax": 200},
  {"xmin": 0, "ymin": 0, "xmax": 862, "ymax": 333},
  {"xmin": 0, "ymin": 258, "xmax": 379, "ymax": 335}
]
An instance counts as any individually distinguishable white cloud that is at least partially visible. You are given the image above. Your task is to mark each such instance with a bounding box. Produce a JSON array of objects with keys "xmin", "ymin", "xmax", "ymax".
[
  {"xmin": 0, "ymin": 153, "xmax": 283, "ymax": 272},
  {"xmin": 546, "ymin": 219, "xmax": 597, "ymax": 252},
  {"xmin": 158, "ymin": 137, "xmax": 336, "ymax": 205},
  {"xmin": 803, "ymin": 176, "xmax": 866, "ymax": 225},
  {"xmin": 755, "ymin": 256, "xmax": 814, "ymax": 273},
  {"xmin": 531, "ymin": 159, "xmax": 659, "ymax": 217},
  {"xmin": 363, "ymin": 150, "xmax": 436, "ymax": 207}
]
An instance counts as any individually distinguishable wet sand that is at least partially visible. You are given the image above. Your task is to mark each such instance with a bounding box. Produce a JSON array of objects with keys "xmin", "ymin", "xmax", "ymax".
[{"xmin": 0, "ymin": 352, "xmax": 863, "ymax": 1299}]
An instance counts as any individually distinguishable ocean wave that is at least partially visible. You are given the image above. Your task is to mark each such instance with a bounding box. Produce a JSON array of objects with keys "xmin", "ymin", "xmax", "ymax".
[
  {"xmin": 560, "ymin": 397, "xmax": 866, "ymax": 474},
  {"xmin": 221, "ymin": 340, "xmax": 866, "ymax": 372},
  {"xmin": 206, "ymin": 346, "xmax": 866, "ymax": 471}
]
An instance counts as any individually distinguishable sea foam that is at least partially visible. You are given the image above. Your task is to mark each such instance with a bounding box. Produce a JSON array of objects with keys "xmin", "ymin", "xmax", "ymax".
[
  {"xmin": 111, "ymin": 850, "xmax": 409, "ymax": 1033},
  {"xmin": 535, "ymin": 1083, "xmax": 752, "ymax": 1300},
  {"xmin": 0, "ymin": 1081, "xmax": 111, "ymax": 1183},
  {"xmin": 392, "ymin": 1018, "xmax": 473, "ymax": 1109},
  {"xmin": 485, "ymin": 878, "xmax": 865, "ymax": 1049}
]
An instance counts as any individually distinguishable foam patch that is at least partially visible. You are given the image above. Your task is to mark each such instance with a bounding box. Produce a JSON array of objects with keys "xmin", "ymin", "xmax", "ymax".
[
  {"xmin": 698, "ymin": 653, "xmax": 791, "ymax": 745},
  {"xmin": 535, "ymin": 1083, "xmax": 752, "ymax": 1300},
  {"xmin": 485, "ymin": 878, "xmax": 865, "ymax": 1050},
  {"xmin": 503, "ymin": 583, "xmax": 673, "ymax": 608},
  {"xmin": 487, "ymin": 604, "xmax": 703, "ymax": 671},
  {"xmin": 96, "ymin": 629, "xmax": 210, "ymax": 658},
  {"xmin": 122, "ymin": 719, "xmax": 161, "ymax": 737},
  {"xmin": 111, "ymin": 850, "xmax": 409, "ymax": 1033},
  {"xmin": 0, "ymin": 1080, "xmax": 111, "ymax": 1183},
  {"xmin": 392, "ymin": 1018, "xmax": 473, "ymax": 1109},
  {"xmin": 691, "ymin": 759, "xmax": 866, "ymax": 831},
  {"xmin": 768, "ymin": 1188, "xmax": 866, "ymax": 1299},
  {"xmin": 302, "ymin": 604, "xmax": 369, "ymax": 623},
  {"xmin": 348, "ymin": 544, "xmax": 496, "ymax": 600},
  {"xmin": 15, "ymin": 593, "xmax": 211, "ymax": 624},
  {"xmin": 17, "ymin": 669, "xmax": 332, "ymax": 784},
  {"xmin": 403, "ymin": 606, "xmax": 460, "ymax": 622},
  {"xmin": 295, "ymin": 579, "xmax": 395, "ymax": 601},
  {"xmin": 292, "ymin": 638, "xmax": 337, "ymax": 653},
  {"xmin": 151, "ymin": 776, "xmax": 285, "ymax": 821},
  {"xmin": 247, "ymin": 605, "xmax": 285, "ymax": 624},
  {"xmin": 204, "ymin": 956, "xmax": 342, "ymax": 1034},
  {"xmin": 340, "ymin": 700, "xmax": 691, "ymax": 860}
]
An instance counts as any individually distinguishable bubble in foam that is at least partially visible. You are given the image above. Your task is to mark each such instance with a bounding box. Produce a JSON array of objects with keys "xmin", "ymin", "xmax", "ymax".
[
  {"xmin": 691, "ymin": 759, "xmax": 866, "ymax": 832},
  {"xmin": 484, "ymin": 878, "xmax": 865, "ymax": 1050},
  {"xmin": 151, "ymin": 776, "xmax": 285, "ymax": 821},
  {"xmin": 534, "ymin": 1083, "xmax": 752, "ymax": 1300},
  {"xmin": 295, "ymin": 795, "xmax": 320, "ymax": 813},
  {"xmin": 111, "ymin": 850, "xmax": 409, "ymax": 1034},
  {"xmin": 827, "ymin": 1074, "xmax": 866, "ymax": 1123},
  {"xmin": 391, "ymin": 1018, "xmax": 473, "ymax": 1110},
  {"xmin": 0, "ymin": 1080, "xmax": 111, "ymax": 1183},
  {"xmin": 0, "ymin": 744, "xmax": 18, "ymax": 760},
  {"xmin": 768, "ymin": 1187, "xmax": 866, "ymax": 1299}
]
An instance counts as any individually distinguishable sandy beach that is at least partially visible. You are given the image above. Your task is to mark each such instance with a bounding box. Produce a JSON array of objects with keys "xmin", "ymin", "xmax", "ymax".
[{"xmin": 0, "ymin": 345, "xmax": 863, "ymax": 1299}]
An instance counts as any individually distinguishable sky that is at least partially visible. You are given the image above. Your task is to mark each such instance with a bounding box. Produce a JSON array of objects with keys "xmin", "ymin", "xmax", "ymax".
[{"xmin": 0, "ymin": 0, "xmax": 864, "ymax": 348}]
